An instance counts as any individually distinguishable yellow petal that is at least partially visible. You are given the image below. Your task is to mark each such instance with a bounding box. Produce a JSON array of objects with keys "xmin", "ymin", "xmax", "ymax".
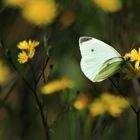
[
  {"xmin": 131, "ymin": 49, "xmax": 137, "ymax": 55},
  {"xmin": 138, "ymin": 48, "xmax": 140, "ymax": 54},
  {"xmin": 17, "ymin": 41, "xmax": 29, "ymax": 49},
  {"xmin": 28, "ymin": 47, "xmax": 35, "ymax": 59},
  {"xmin": 124, "ymin": 53, "xmax": 131, "ymax": 58},
  {"xmin": 32, "ymin": 40, "xmax": 39, "ymax": 48},
  {"xmin": 135, "ymin": 61, "xmax": 140, "ymax": 70}
]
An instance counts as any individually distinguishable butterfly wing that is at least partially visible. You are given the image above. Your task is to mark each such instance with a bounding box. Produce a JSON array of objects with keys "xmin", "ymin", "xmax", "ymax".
[
  {"xmin": 79, "ymin": 37, "xmax": 123, "ymax": 82},
  {"xmin": 94, "ymin": 58, "xmax": 123, "ymax": 82}
]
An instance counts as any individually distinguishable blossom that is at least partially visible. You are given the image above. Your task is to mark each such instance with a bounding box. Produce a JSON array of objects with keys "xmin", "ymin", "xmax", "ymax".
[
  {"xmin": 73, "ymin": 93, "xmax": 91, "ymax": 110},
  {"xmin": 93, "ymin": 0, "xmax": 122, "ymax": 12},
  {"xmin": 41, "ymin": 78, "xmax": 74, "ymax": 95},
  {"xmin": 123, "ymin": 48, "xmax": 140, "ymax": 79},
  {"xmin": 4, "ymin": 0, "xmax": 28, "ymax": 7},
  {"xmin": 0, "ymin": 61, "xmax": 10, "ymax": 84},
  {"xmin": 17, "ymin": 40, "xmax": 39, "ymax": 49},
  {"xmin": 124, "ymin": 48, "xmax": 140, "ymax": 70},
  {"xmin": 18, "ymin": 51, "xmax": 28, "ymax": 63},
  {"xmin": 89, "ymin": 99, "xmax": 106, "ymax": 117},
  {"xmin": 22, "ymin": 0, "xmax": 58, "ymax": 26},
  {"xmin": 101, "ymin": 93, "xmax": 129, "ymax": 117},
  {"xmin": 89, "ymin": 92, "xmax": 129, "ymax": 117},
  {"xmin": 17, "ymin": 40, "xmax": 39, "ymax": 64}
]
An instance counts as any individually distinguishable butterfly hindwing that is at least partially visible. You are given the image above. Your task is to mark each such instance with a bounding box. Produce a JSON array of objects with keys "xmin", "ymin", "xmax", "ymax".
[{"xmin": 94, "ymin": 58, "xmax": 123, "ymax": 82}]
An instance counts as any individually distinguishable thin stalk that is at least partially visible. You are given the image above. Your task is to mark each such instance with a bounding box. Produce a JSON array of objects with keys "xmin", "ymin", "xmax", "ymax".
[
  {"xmin": 137, "ymin": 111, "xmax": 140, "ymax": 140},
  {"xmin": 109, "ymin": 78, "xmax": 140, "ymax": 140},
  {"xmin": 33, "ymin": 89, "xmax": 50, "ymax": 140},
  {"xmin": 137, "ymin": 79, "xmax": 140, "ymax": 140},
  {"xmin": 37, "ymin": 56, "xmax": 50, "ymax": 84},
  {"xmin": 8, "ymin": 57, "xmax": 34, "ymax": 92},
  {"xmin": 2, "ymin": 42, "xmax": 50, "ymax": 140},
  {"xmin": 3, "ymin": 79, "xmax": 17, "ymax": 102},
  {"xmin": 43, "ymin": 71, "xmax": 46, "ymax": 84},
  {"xmin": 28, "ymin": 60, "xmax": 50, "ymax": 140},
  {"xmin": 8, "ymin": 58, "xmax": 50, "ymax": 140},
  {"xmin": 29, "ymin": 61, "xmax": 37, "ymax": 85},
  {"xmin": 109, "ymin": 78, "xmax": 137, "ymax": 113}
]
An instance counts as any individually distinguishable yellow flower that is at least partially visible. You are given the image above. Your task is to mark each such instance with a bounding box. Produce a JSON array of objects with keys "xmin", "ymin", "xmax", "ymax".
[
  {"xmin": 101, "ymin": 93, "xmax": 129, "ymax": 117},
  {"xmin": 41, "ymin": 78, "xmax": 74, "ymax": 95},
  {"xmin": 17, "ymin": 40, "xmax": 39, "ymax": 64},
  {"xmin": 18, "ymin": 51, "xmax": 28, "ymax": 63},
  {"xmin": 124, "ymin": 48, "xmax": 140, "ymax": 70},
  {"xmin": 4, "ymin": 0, "xmax": 28, "ymax": 8},
  {"xmin": 17, "ymin": 40, "xmax": 39, "ymax": 49},
  {"xmin": 89, "ymin": 99, "xmax": 106, "ymax": 117},
  {"xmin": 22, "ymin": 0, "xmax": 58, "ymax": 26},
  {"xmin": 0, "ymin": 61, "xmax": 10, "ymax": 84},
  {"xmin": 93, "ymin": 0, "xmax": 122, "ymax": 12},
  {"xmin": 89, "ymin": 92, "xmax": 129, "ymax": 117},
  {"xmin": 73, "ymin": 93, "xmax": 91, "ymax": 110},
  {"xmin": 123, "ymin": 48, "xmax": 140, "ymax": 79}
]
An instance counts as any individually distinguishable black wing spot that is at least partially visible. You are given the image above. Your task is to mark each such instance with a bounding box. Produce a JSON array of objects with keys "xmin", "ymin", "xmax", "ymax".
[
  {"xmin": 80, "ymin": 37, "xmax": 92, "ymax": 43},
  {"xmin": 91, "ymin": 49, "xmax": 94, "ymax": 52}
]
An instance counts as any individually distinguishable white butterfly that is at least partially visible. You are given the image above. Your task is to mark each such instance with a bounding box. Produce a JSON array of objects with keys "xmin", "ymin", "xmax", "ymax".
[{"xmin": 79, "ymin": 37, "xmax": 124, "ymax": 82}]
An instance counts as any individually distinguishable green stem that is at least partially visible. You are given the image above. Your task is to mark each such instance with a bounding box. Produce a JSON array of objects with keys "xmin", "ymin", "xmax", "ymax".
[
  {"xmin": 2, "ymin": 42, "xmax": 50, "ymax": 140},
  {"xmin": 29, "ymin": 61, "xmax": 37, "ymax": 85},
  {"xmin": 33, "ymin": 89, "xmax": 50, "ymax": 140},
  {"xmin": 37, "ymin": 56, "xmax": 50, "ymax": 84},
  {"xmin": 109, "ymin": 78, "xmax": 140, "ymax": 140},
  {"xmin": 29, "ymin": 60, "xmax": 50, "ymax": 140},
  {"xmin": 109, "ymin": 78, "xmax": 137, "ymax": 113},
  {"xmin": 136, "ymin": 79, "xmax": 140, "ymax": 140},
  {"xmin": 3, "ymin": 79, "xmax": 17, "ymax": 102},
  {"xmin": 137, "ymin": 110, "xmax": 140, "ymax": 140},
  {"xmin": 28, "ymin": 60, "xmax": 50, "ymax": 140}
]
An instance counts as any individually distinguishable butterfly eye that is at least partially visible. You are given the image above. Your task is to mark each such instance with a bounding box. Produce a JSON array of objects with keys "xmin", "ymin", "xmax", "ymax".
[{"xmin": 91, "ymin": 49, "xmax": 94, "ymax": 52}]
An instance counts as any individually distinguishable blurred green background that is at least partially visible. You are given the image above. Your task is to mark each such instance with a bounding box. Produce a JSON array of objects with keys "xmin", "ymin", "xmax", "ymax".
[{"xmin": 0, "ymin": 0, "xmax": 140, "ymax": 140}]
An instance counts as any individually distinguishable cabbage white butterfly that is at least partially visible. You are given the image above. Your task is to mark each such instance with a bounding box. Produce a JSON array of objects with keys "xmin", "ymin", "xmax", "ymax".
[{"xmin": 79, "ymin": 37, "xmax": 124, "ymax": 82}]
